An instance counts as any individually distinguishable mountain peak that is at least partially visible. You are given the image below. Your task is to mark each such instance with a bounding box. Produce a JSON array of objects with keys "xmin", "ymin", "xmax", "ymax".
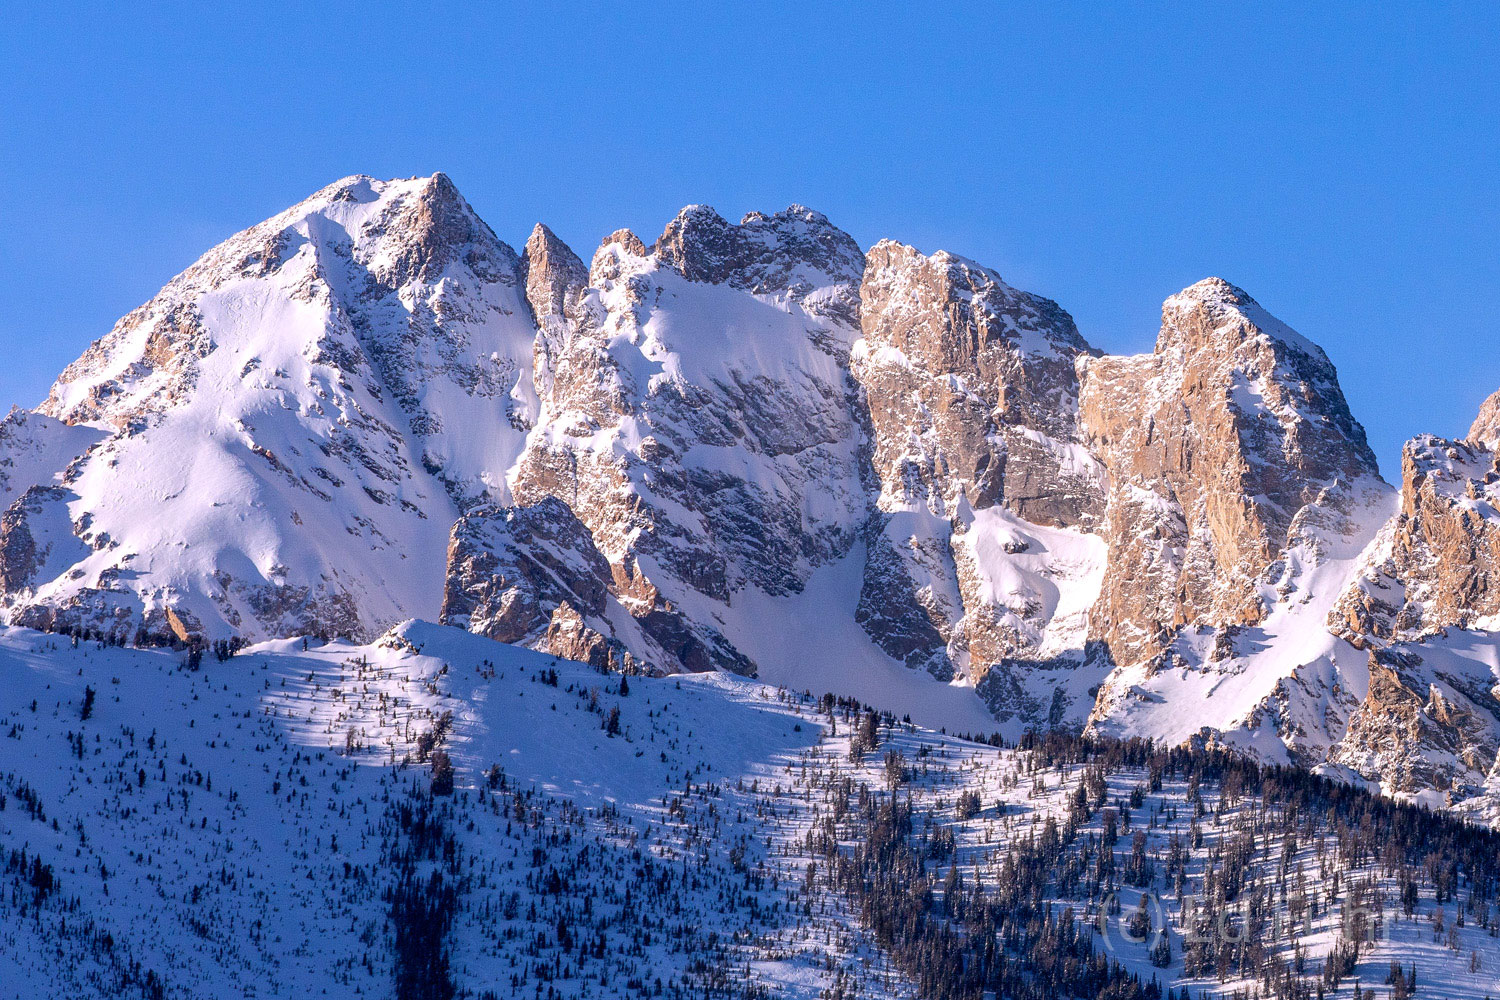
[
  {"xmin": 862, "ymin": 240, "xmax": 1090, "ymax": 362},
  {"xmin": 649, "ymin": 203, "xmax": 863, "ymax": 313},
  {"xmin": 599, "ymin": 227, "xmax": 647, "ymax": 257},
  {"xmin": 652, "ymin": 205, "xmax": 736, "ymax": 283},
  {"xmin": 366, "ymin": 172, "xmax": 513, "ymax": 286},
  {"xmin": 6, "ymin": 179, "xmax": 1498, "ymax": 826},
  {"xmin": 1173, "ymin": 274, "xmax": 1243, "ymax": 301},
  {"xmin": 1162, "ymin": 277, "xmax": 1331, "ymax": 363},
  {"xmin": 525, "ymin": 221, "xmax": 569, "ymax": 249},
  {"xmin": 522, "ymin": 223, "xmax": 586, "ymax": 319},
  {"xmin": 1470, "ymin": 386, "xmax": 1500, "ymax": 450},
  {"xmin": 303, "ymin": 173, "xmax": 382, "ymax": 204},
  {"xmin": 740, "ymin": 203, "xmax": 829, "ymax": 227}
]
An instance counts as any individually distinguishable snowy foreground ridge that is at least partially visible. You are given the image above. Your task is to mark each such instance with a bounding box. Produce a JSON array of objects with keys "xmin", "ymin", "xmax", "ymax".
[{"xmin": 2, "ymin": 621, "xmax": 1498, "ymax": 999}]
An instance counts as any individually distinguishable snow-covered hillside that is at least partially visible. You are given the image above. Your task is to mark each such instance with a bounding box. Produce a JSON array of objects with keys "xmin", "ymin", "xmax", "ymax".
[
  {"xmin": 0, "ymin": 621, "xmax": 906, "ymax": 998},
  {"xmin": 2, "ymin": 622, "xmax": 1497, "ymax": 998}
]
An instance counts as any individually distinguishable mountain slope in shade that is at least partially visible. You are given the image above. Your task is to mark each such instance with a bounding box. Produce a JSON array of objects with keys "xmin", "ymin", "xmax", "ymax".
[{"xmin": 1, "ymin": 174, "xmax": 1497, "ymax": 819}]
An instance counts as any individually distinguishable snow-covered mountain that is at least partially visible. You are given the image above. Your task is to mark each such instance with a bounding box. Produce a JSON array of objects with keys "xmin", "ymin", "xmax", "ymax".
[{"xmin": 3, "ymin": 173, "xmax": 1498, "ymax": 820}]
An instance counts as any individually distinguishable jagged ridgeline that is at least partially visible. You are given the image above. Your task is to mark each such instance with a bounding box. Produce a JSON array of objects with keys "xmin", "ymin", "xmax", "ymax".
[{"xmin": 1, "ymin": 174, "xmax": 1498, "ymax": 819}]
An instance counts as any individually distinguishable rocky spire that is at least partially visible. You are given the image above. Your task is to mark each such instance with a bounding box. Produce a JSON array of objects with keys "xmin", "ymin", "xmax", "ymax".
[
  {"xmin": 523, "ymin": 223, "xmax": 587, "ymax": 322},
  {"xmin": 1470, "ymin": 386, "xmax": 1500, "ymax": 449},
  {"xmin": 522, "ymin": 223, "xmax": 587, "ymax": 401}
]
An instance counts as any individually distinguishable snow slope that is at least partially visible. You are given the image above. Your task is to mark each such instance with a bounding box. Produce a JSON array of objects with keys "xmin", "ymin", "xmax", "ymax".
[
  {"xmin": 4, "ymin": 622, "xmax": 1495, "ymax": 997},
  {"xmin": 7, "ymin": 175, "xmax": 537, "ymax": 641},
  {"xmin": 0, "ymin": 621, "xmax": 907, "ymax": 999}
]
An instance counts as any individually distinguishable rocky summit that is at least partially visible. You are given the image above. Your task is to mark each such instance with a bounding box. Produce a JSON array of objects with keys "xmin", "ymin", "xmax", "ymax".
[{"xmin": 2, "ymin": 173, "xmax": 1497, "ymax": 821}]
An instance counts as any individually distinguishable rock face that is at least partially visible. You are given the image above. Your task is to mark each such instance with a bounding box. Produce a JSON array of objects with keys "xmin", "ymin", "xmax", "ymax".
[
  {"xmin": 1070, "ymin": 280, "xmax": 1409, "ymax": 801},
  {"xmin": 855, "ymin": 241, "xmax": 1102, "ymax": 527},
  {"xmin": 1078, "ymin": 278, "xmax": 1382, "ymax": 669},
  {"xmin": 439, "ymin": 498, "xmax": 631, "ymax": 670},
  {"xmin": 1334, "ymin": 435, "xmax": 1500, "ymax": 644},
  {"xmin": 851, "ymin": 242, "xmax": 1108, "ymax": 726},
  {"xmin": 498, "ymin": 204, "xmax": 870, "ymax": 674},
  {"xmin": 1322, "ymin": 423, "xmax": 1500, "ymax": 810},
  {"xmin": 1471, "ymin": 387, "xmax": 1500, "ymax": 450},
  {"xmin": 1329, "ymin": 643, "xmax": 1500, "ymax": 808},
  {"xmin": 5, "ymin": 174, "xmax": 1499, "ymax": 820}
]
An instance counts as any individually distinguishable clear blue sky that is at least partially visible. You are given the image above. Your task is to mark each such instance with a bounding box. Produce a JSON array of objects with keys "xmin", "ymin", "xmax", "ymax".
[{"xmin": 3, "ymin": 4, "xmax": 1495, "ymax": 479}]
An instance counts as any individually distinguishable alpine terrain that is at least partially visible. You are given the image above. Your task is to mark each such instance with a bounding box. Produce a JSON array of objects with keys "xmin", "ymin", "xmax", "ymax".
[{"xmin": 1, "ymin": 174, "xmax": 1498, "ymax": 999}]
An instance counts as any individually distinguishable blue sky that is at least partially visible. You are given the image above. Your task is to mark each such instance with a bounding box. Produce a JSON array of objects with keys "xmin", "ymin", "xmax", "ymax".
[{"xmin": 2, "ymin": 4, "xmax": 1495, "ymax": 479}]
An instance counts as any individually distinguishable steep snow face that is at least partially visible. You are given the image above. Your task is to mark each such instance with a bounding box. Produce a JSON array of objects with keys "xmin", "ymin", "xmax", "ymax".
[
  {"xmin": 0, "ymin": 409, "xmax": 107, "ymax": 511},
  {"xmin": 5, "ymin": 174, "xmax": 539, "ymax": 641},
  {"xmin": 462, "ymin": 206, "xmax": 874, "ymax": 675}
]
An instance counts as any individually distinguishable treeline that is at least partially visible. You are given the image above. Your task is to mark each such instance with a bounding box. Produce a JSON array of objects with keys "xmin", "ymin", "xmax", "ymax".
[
  {"xmin": 805, "ymin": 727, "xmax": 1500, "ymax": 1000},
  {"xmin": 1015, "ymin": 730, "xmax": 1500, "ymax": 903}
]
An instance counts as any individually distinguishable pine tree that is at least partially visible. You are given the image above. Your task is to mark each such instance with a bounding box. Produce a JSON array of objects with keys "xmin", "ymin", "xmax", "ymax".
[{"xmin": 430, "ymin": 750, "xmax": 454, "ymax": 796}]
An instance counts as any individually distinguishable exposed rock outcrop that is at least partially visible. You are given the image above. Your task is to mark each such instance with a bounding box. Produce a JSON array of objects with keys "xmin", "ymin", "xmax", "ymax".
[
  {"xmin": 1333, "ymin": 434, "xmax": 1500, "ymax": 644},
  {"xmin": 850, "ymin": 243, "xmax": 1107, "ymax": 722},
  {"xmin": 494, "ymin": 205, "xmax": 871, "ymax": 675},
  {"xmin": 1079, "ymin": 278, "xmax": 1382, "ymax": 669},
  {"xmin": 1471, "ymin": 387, "xmax": 1500, "ymax": 450}
]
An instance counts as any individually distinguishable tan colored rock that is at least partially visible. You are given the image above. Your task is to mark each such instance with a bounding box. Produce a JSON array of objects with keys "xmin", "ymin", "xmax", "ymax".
[
  {"xmin": 851, "ymin": 242, "xmax": 1108, "ymax": 710},
  {"xmin": 1331, "ymin": 648, "xmax": 1500, "ymax": 797},
  {"xmin": 1332, "ymin": 433, "xmax": 1500, "ymax": 642},
  {"xmin": 522, "ymin": 222, "xmax": 588, "ymax": 403},
  {"xmin": 855, "ymin": 240, "xmax": 1102, "ymax": 527},
  {"xmin": 1470, "ymin": 387, "xmax": 1500, "ymax": 450},
  {"xmin": 1079, "ymin": 278, "xmax": 1380, "ymax": 668}
]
